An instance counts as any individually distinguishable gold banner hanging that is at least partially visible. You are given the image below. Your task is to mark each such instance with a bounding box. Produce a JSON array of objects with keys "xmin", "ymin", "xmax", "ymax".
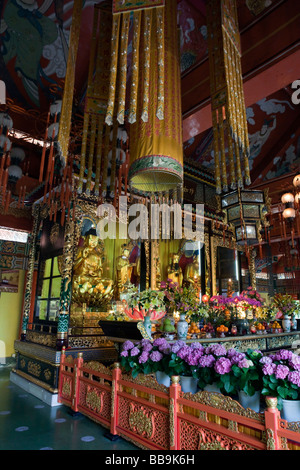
[
  {"xmin": 57, "ymin": 0, "xmax": 83, "ymax": 166},
  {"xmin": 207, "ymin": 0, "xmax": 251, "ymax": 193},
  {"xmin": 128, "ymin": 0, "xmax": 183, "ymax": 193},
  {"xmin": 78, "ymin": 5, "xmax": 112, "ymax": 195},
  {"xmin": 116, "ymin": 12, "xmax": 130, "ymax": 125}
]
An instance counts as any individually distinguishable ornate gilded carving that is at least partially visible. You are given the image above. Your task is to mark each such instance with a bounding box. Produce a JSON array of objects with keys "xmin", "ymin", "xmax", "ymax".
[
  {"xmin": 129, "ymin": 404, "xmax": 155, "ymax": 439},
  {"xmin": 185, "ymin": 390, "xmax": 265, "ymax": 422},
  {"xmin": 198, "ymin": 427, "xmax": 255, "ymax": 450},
  {"xmin": 62, "ymin": 377, "xmax": 72, "ymax": 398},
  {"xmin": 27, "ymin": 361, "xmax": 42, "ymax": 377},
  {"xmin": 86, "ymin": 386, "xmax": 104, "ymax": 413}
]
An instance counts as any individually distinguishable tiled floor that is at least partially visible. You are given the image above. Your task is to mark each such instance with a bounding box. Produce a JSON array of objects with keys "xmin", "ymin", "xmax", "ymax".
[{"xmin": 0, "ymin": 364, "xmax": 138, "ymax": 451}]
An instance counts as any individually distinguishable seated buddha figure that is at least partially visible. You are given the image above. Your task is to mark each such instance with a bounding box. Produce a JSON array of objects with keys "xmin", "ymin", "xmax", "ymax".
[{"xmin": 72, "ymin": 234, "xmax": 113, "ymax": 296}]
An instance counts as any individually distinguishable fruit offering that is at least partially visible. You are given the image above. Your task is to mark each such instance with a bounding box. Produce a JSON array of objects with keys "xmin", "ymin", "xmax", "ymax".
[
  {"xmin": 188, "ymin": 322, "xmax": 201, "ymax": 335},
  {"xmin": 216, "ymin": 325, "xmax": 228, "ymax": 337},
  {"xmin": 270, "ymin": 321, "xmax": 281, "ymax": 332},
  {"xmin": 256, "ymin": 323, "xmax": 265, "ymax": 334}
]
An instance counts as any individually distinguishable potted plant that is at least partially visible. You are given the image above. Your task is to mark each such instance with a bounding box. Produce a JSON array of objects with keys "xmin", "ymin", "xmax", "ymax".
[
  {"xmin": 119, "ymin": 338, "xmax": 171, "ymax": 381},
  {"xmin": 168, "ymin": 341, "xmax": 204, "ymax": 393},
  {"xmin": 230, "ymin": 348, "xmax": 263, "ymax": 412},
  {"xmin": 259, "ymin": 348, "xmax": 300, "ymax": 422}
]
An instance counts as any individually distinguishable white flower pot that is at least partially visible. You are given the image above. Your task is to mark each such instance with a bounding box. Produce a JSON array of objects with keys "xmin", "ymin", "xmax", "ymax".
[
  {"xmin": 204, "ymin": 382, "xmax": 221, "ymax": 393},
  {"xmin": 180, "ymin": 376, "xmax": 198, "ymax": 394},
  {"xmin": 155, "ymin": 371, "xmax": 171, "ymax": 387},
  {"xmin": 238, "ymin": 390, "xmax": 261, "ymax": 413},
  {"xmin": 281, "ymin": 399, "xmax": 300, "ymax": 423}
]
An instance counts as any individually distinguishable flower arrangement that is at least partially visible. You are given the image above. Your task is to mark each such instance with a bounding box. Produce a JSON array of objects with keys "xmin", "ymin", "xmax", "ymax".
[
  {"xmin": 120, "ymin": 338, "xmax": 171, "ymax": 378},
  {"xmin": 272, "ymin": 293, "xmax": 294, "ymax": 318},
  {"xmin": 241, "ymin": 287, "xmax": 264, "ymax": 304},
  {"xmin": 230, "ymin": 349, "xmax": 263, "ymax": 397},
  {"xmin": 124, "ymin": 288, "xmax": 166, "ymax": 321},
  {"xmin": 260, "ymin": 349, "xmax": 300, "ymax": 408},
  {"xmin": 160, "ymin": 279, "xmax": 198, "ymax": 315}
]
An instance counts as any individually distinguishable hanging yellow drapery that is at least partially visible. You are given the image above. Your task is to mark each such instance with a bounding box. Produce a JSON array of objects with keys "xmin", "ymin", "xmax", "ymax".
[
  {"xmin": 105, "ymin": 0, "xmax": 183, "ymax": 195},
  {"xmin": 57, "ymin": 0, "xmax": 83, "ymax": 167},
  {"xmin": 206, "ymin": 0, "xmax": 251, "ymax": 195},
  {"xmin": 77, "ymin": 5, "xmax": 113, "ymax": 195}
]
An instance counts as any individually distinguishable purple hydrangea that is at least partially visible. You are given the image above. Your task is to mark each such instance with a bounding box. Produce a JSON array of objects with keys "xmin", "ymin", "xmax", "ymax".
[
  {"xmin": 275, "ymin": 364, "xmax": 290, "ymax": 380},
  {"xmin": 214, "ymin": 357, "xmax": 232, "ymax": 375},
  {"xmin": 138, "ymin": 351, "xmax": 150, "ymax": 364},
  {"xmin": 150, "ymin": 351, "xmax": 163, "ymax": 362},
  {"xmin": 186, "ymin": 351, "xmax": 203, "ymax": 366},
  {"xmin": 289, "ymin": 354, "xmax": 300, "ymax": 371},
  {"xmin": 177, "ymin": 346, "xmax": 191, "ymax": 360},
  {"xmin": 274, "ymin": 350, "xmax": 293, "ymax": 361},
  {"xmin": 198, "ymin": 354, "xmax": 215, "ymax": 368},
  {"xmin": 122, "ymin": 340, "xmax": 135, "ymax": 351},
  {"xmin": 230, "ymin": 352, "xmax": 246, "ymax": 365},
  {"xmin": 142, "ymin": 342, "xmax": 153, "ymax": 352},
  {"xmin": 190, "ymin": 343, "xmax": 204, "ymax": 352},
  {"xmin": 259, "ymin": 356, "xmax": 273, "ymax": 365},
  {"xmin": 206, "ymin": 344, "xmax": 227, "ymax": 357},
  {"xmin": 171, "ymin": 341, "xmax": 186, "ymax": 354},
  {"xmin": 153, "ymin": 338, "xmax": 168, "ymax": 347},
  {"xmin": 130, "ymin": 347, "xmax": 140, "ymax": 357},
  {"xmin": 288, "ymin": 371, "xmax": 300, "ymax": 387},
  {"xmin": 237, "ymin": 358, "xmax": 253, "ymax": 369},
  {"xmin": 120, "ymin": 350, "xmax": 128, "ymax": 357},
  {"xmin": 262, "ymin": 362, "xmax": 276, "ymax": 376}
]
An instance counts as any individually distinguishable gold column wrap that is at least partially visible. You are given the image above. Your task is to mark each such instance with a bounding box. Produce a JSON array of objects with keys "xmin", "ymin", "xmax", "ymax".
[
  {"xmin": 207, "ymin": 0, "xmax": 251, "ymax": 194},
  {"xmin": 128, "ymin": 0, "xmax": 183, "ymax": 193}
]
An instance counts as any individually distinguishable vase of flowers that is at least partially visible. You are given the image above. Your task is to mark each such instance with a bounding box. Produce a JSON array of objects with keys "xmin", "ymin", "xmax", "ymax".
[
  {"xmin": 259, "ymin": 349, "xmax": 300, "ymax": 422},
  {"xmin": 231, "ymin": 348, "xmax": 263, "ymax": 412},
  {"xmin": 168, "ymin": 341, "xmax": 204, "ymax": 393}
]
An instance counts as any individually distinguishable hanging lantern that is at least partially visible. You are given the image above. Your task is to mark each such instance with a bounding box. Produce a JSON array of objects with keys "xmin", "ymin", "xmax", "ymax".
[
  {"xmin": 221, "ymin": 189, "xmax": 267, "ymax": 245},
  {"xmin": 10, "ymin": 147, "xmax": 26, "ymax": 165},
  {"xmin": 128, "ymin": 0, "xmax": 183, "ymax": 194},
  {"xmin": 293, "ymin": 174, "xmax": 300, "ymax": 189},
  {"xmin": 283, "ymin": 207, "xmax": 296, "ymax": 221},
  {"xmin": 0, "ymin": 112, "xmax": 13, "ymax": 132},
  {"xmin": 7, "ymin": 165, "xmax": 23, "ymax": 183},
  {"xmin": 281, "ymin": 192, "xmax": 295, "ymax": 204}
]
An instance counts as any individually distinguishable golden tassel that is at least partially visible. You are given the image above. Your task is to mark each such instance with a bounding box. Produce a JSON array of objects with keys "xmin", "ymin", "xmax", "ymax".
[
  {"xmin": 110, "ymin": 120, "xmax": 119, "ymax": 197},
  {"xmin": 86, "ymin": 114, "xmax": 97, "ymax": 194},
  {"xmin": 128, "ymin": 11, "xmax": 142, "ymax": 124},
  {"xmin": 105, "ymin": 14, "xmax": 121, "ymax": 126},
  {"xmin": 141, "ymin": 8, "xmax": 152, "ymax": 123},
  {"xmin": 156, "ymin": 6, "xmax": 165, "ymax": 121},
  {"xmin": 117, "ymin": 12, "xmax": 130, "ymax": 125}
]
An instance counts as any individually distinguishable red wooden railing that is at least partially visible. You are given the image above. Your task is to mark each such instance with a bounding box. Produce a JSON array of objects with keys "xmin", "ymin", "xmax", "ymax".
[{"xmin": 58, "ymin": 348, "xmax": 300, "ymax": 451}]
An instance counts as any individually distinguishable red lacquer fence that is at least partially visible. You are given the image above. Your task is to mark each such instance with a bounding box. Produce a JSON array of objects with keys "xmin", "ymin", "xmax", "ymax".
[{"xmin": 58, "ymin": 348, "xmax": 300, "ymax": 451}]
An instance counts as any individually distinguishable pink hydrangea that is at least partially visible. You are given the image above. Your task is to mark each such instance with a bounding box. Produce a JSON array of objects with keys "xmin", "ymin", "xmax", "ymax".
[
  {"xmin": 214, "ymin": 357, "xmax": 232, "ymax": 375},
  {"xmin": 275, "ymin": 364, "xmax": 290, "ymax": 380}
]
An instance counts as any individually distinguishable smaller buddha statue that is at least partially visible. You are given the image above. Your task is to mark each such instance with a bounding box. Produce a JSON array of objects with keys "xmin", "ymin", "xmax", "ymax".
[
  {"xmin": 183, "ymin": 255, "xmax": 201, "ymax": 287},
  {"xmin": 167, "ymin": 253, "xmax": 183, "ymax": 286},
  {"xmin": 116, "ymin": 244, "xmax": 136, "ymax": 295}
]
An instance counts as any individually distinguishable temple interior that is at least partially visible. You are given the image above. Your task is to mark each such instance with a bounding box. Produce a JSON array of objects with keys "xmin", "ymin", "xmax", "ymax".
[{"xmin": 0, "ymin": 0, "xmax": 300, "ymax": 452}]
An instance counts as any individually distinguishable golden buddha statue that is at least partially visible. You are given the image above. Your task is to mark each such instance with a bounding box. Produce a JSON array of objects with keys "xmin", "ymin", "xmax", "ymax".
[
  {"xmin": 183, "ymin": 255, "xmax": 201, "ymax": 287},
  {"xmin": 167, "ymin": 253, "xmax": 183, "ymax": 286},
  {"xmin": 72, "ymin": 234, "xmax": 113, "ymax": 306},
  {"xmin": 116, "ymin": 245, "xmax": 136, "ymax": 296}
]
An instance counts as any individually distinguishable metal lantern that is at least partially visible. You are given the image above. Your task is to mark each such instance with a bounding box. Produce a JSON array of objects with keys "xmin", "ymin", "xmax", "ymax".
[{"xmin": 221, "ymin": 189, "xmax": 266, "ymax": 245}]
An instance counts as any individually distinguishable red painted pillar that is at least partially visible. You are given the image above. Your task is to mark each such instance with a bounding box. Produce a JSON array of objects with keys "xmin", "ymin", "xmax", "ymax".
[
  {"xmin": 72, "ymin": 352, "xmax": 83, "ymax": 413},
  {"xmin": 110, "ymin": 362, "xmax": 121, "ymax": 437},
  {"xmin": 264, "ymin": 396, "xmax": 282, "ymax": 450},
  {"xmin": 169, "ymin": 376, "xmax": 181, "ymax": 451}
]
